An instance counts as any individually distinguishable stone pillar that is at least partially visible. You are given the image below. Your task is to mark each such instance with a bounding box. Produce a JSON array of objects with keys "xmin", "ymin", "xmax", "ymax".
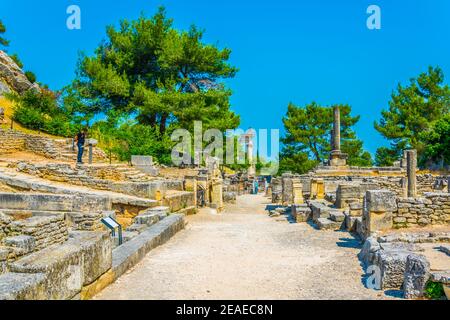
[
  {"xmin": 406, "ymin": 150, "xmax": 417, "ymax": 198},
  {"xmin": 333, "ymin": 106, "xmax": 341, "ymax": 152},
  {"xmin": 362, "ymin": 190, "xmax": 396, "ymax": 237},
  {"xmin": 282, "ymin": 173, "xmax": 293, "ymax": 205},
  {"xmin": 184, "ymin": 176, "xmax": 198, "ymax": 207},
  {"xmin": 292, "ymin": 178, "xmax": 303, "ymax": 205}
]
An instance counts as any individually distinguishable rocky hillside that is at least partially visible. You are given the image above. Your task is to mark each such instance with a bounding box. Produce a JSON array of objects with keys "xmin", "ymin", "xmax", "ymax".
[{"xmin": 0, "ymin": 50, "xmax": 38, "ymax": 95}]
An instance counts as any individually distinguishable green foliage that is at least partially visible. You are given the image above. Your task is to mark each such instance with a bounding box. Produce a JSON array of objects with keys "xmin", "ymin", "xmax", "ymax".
[
  {"xmin": 419, "ymin": 114, "xmax": 450, "ymax": 167},
  {"xmin": 374, "ymin": 146, "xmax": 400, "ymax": 167},
  {"xmin": 280, "ymin": 102, "xmax": 372, "ymax": 174},
  {"xmin": 424, "ymin": 281, "xmax": 445, "ymax": 300},
  {"xmin": 0, "ymin": 19, "xmax": 9, "ymax": 47},
  {"xmin": 11, "ymin": 89, "xmax": 76, "ymax": 136},
  {"xmin": 25, "ymin": 71, "xmax": 36, "ymax": 83},
  {"xmin": 71, "ymin": 6, "xmax": 239, "ymax": 137},
  {"xmin": 374, "ymin": 66, "xmax": 450, "ymax": 160},
  {"xmin": 279, "ymin": 145, "xmax": 318, "ymax": 174}
]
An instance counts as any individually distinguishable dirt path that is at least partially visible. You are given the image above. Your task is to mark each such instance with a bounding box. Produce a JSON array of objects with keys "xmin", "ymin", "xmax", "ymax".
[{"xmin": 95, "ymin": 194, "xmax": 390, "ymax": 300}]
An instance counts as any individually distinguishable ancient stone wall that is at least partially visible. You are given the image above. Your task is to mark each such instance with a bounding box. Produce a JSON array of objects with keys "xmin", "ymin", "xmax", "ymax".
[{"xmin": 394, "ymin": 193, "xmax": 450, "ymax": 228}]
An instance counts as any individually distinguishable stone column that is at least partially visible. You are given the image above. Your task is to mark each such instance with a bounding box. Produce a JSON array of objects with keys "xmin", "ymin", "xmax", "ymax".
[
  {"xmin": 333, "ymin": 106, "xmax": 341, "ymax": 151},
  {"xmin": 406, "ymin": 150, "xmax": 417, "ymax": 198}
]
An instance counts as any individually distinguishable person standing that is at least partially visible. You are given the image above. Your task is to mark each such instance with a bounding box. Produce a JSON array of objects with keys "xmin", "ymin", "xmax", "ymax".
[{"xmin": 74, "ymin": 129, "xmax": 87, "ymax": 164}]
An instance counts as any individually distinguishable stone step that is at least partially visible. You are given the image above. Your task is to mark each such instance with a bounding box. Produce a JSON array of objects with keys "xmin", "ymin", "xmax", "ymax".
[
  {"xmin": 316, "ymin": 218, "xmax": 343, "ymax": 231},
  {"xmin": 330, "ymin": 211, "xmax": 345, "ymax": 222}
]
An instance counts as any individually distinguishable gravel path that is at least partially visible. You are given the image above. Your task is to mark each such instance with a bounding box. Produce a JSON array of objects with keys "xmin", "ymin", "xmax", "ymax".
[{"xmin": 95, "ymin": 194, "xmax": 391, "ymax": 300}]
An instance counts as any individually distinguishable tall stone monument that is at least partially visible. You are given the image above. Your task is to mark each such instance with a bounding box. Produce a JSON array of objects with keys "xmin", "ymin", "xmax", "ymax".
[{"xmin": 329, "ymin": 106, "xmax": 348, "ymax": 167}]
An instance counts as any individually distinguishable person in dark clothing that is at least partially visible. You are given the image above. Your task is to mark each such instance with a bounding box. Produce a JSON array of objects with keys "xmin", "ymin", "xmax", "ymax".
[{"xmin": 74, "ymin": 129, "xmax": 87, "ymax": 164}]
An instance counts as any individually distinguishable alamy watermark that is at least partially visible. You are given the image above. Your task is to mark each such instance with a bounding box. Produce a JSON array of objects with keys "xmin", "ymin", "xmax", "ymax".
[
  {"xmin": 367, "ymin": 5, "xmax": 381, "ymax": 30},
  {"xmin": 171, "ymin": 121, "xmax": 280, "ymax": 175}
]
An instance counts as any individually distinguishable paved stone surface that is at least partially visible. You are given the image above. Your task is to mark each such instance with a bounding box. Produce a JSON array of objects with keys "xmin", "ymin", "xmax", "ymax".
[{"xmin": 95, "ymin": 194, "xmax": 392, "ymax": 300}]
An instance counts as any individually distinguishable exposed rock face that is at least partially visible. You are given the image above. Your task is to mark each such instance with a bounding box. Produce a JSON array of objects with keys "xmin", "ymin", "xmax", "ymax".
[{"xmin": 0, "ymin": 50, "xmax": 38, "ymax": 94}]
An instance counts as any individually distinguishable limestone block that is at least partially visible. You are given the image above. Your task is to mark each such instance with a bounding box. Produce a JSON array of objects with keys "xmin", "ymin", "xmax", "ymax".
[
  {"xmin": 403, "ymin": 254, "xmax": 430, "ymax": 299},
  {"xmin": 7, "ymin": 230, "xmax": 111, "ymax": 299},
  {"xmin": 365, "ymin": 211, "xmax": 393, "ymax": 236},
  {"xmin": 0, "ymin": 273, "xmax": 47, "ymax": 300},
  {"xmin": 316, "ymin": 218, "xmax": 342, "ymax": 231},
  {"xmin": 365, "ymin": 190, "xmax": 397, "ymax": 212},
  {"xmin": 3, "ymin": 235, "xmax": 35, "ymax": 254},
  {"xmin": 330, "ymin": 211, "xmax": 345, "ymax": 222},
  {"xmin": 68, "ymin": 231, "xmax": 112, "ymax": 286},
  {"xmin": 131, "ymin": 155, "xmax": 153, "ymax": 166},
  {"xmin": 223, "ymin": 191, "xmax": 237, "ymax": 203},
  {"xmin": 292, "ymin": 178, "xmax": 303, "ymax": 205},
  {"xmin": 358, "ymin": 236, "xmax": 380, "ymax": 265},
  {"xmin": 291, "ymin": 205, "xmax": 311, "ymax": 223},
  {"xmin": 375, "ymin": 250, "xmax": 410, "ymax": 289}
]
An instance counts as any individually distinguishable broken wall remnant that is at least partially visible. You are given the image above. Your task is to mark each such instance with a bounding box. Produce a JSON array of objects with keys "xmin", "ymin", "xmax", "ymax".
[
  {"xmin": 406, "ymin": 150, "xmax": 417, "ymax": 198},
  {"xmin": 362, "ymin": 190, "xmax": 397, "ymax": 237}
]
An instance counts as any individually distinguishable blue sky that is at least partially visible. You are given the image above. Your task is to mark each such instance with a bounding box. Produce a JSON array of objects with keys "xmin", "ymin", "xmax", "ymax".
[{"xmin": 1, "ymin": 0, "xmax": 449, "ymax": 155}]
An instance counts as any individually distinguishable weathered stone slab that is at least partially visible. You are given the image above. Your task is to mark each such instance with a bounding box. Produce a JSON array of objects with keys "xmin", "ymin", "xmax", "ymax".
[
  {"xmin": 344, "ymin": 212, "xmax": 358, "ymax": 232},
  {"xmin": 403, "ymin": 254, "xmax": 430, "ymax": 299},
  {"xmin": 131, "ymin": 155, "xmax": 153, "ymax": 166},
  {"xmin": 9, "ymin": 230, "xmax": 112, "ymax": 299},
  {"xmin": 3, "ymin": 235, "xmax": 35, "ymax": 254},
  {"xmin": 359, "ymin": 236, "xmax": 380, "ymax": 265},
  {"xmin": 112, "ymin": 214, "xmax": 185, "ymax": 281},
  {"xmin": 68, "ymin": 231, "xmax": 112, "ymax": 286},
  {"xmin": 316, "ymin": 218, "xmax": 342, "ymax": 231},
  {"xmin": 0, "ymin": 273, "xmax": 47, "ymax": 300},
  {"xmin": 330, "ymin": 211, "xmax": 345, "ymax": 222}
]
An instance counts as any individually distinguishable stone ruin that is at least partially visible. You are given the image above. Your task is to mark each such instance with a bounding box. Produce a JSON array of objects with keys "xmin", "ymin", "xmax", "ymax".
[
  {"xmin": 0, "ymin": 126, "xmax": 232, "ymax": 299},
  {"xmin": 269, "ymin": 106, "xmax": 450, "ymax": 299}
]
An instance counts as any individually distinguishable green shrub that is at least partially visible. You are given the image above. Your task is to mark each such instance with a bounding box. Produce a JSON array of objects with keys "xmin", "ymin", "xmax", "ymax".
[
  {"xmin": 12, "ymin": 89, "xmax": 76, "ymax": 137},
  {"xmin": 424, "ymin": 281, "xmax": 445, "ymax": 300},
  {"xmin": 25, "ymin": 71, "xmax": 36, "ymax": 83}
]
